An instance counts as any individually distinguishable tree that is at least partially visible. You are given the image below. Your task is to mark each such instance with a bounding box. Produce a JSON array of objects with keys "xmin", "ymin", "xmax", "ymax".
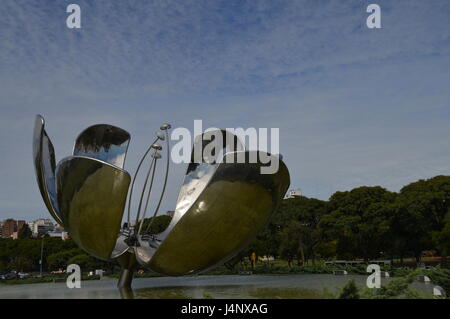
[
  {"xmin": 315, "ymin": 240, "xmax": 337, "ymax": 259},
  {"xmin": 394, "ymin": 176, "xmax": 450, "ymax": 262},
  {"xmin": 18, "ymin": 224, "xmax": 32, "ymax": 239},
  {"xmin": 432, "ymin": 212, "xmax": 450, "ymax": 264},
  {"xmin": 67, "ymin": 254, "xmax": 93, "ymax": 271},
  {"xmin": 272, "ymin": 196, "xmax": 327, "ymax": 264},
  {"xmin": 278, "ymin": 220, "xmax": 303, "ymax": 267},
  {"xmin": 320, "ymin": 186, "xmax": 396, "ymax": 261},
  {"xmin": 67, "ymin": 254, "xmax": 109, "ymax": 272},
  {"xmin": 8, "ymin": 256, "xmax": 32, "ymax": 272},
  {"xmin": 47, "ymin": 248, "xmax": 84, "ymax": 271}
]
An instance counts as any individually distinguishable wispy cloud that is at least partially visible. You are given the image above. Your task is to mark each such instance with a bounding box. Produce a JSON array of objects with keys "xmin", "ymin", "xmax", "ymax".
[{"xmin": 0, "ymin": 0, "xmax": 449, "ymax": 220}]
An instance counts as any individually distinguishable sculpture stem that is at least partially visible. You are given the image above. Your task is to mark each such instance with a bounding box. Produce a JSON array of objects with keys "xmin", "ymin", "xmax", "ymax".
[
  {"xmin": 118, "ymin": 266, "xmax": 135, "ymax": 289},
  {"xmin": 116, "ymin": 251, "xmax": 137, "ymax": 290}
]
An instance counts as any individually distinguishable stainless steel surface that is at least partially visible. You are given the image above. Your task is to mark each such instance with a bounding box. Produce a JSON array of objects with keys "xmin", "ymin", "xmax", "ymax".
[
  {"xmin": 151, "ymin": 144, "xmax": 162, "ymax": 150},
  {"xmin": 135, "ymin": 237, "xmax": 159, "ymax": 265},
  {"xmin": 111, "ymin": 233, "xmax": 131, "ymax": 259},
  {"xmin": 135, "ymin": 129, "xmax": 245, "ymax": 267},
  {"xmin": 56, "ymin": 156, "xmax": 131, "ymax": 260},
  {"xmin": 126, "ymin": 136, "xmax": 160, "ymax": 224},
  {"xmin": 144, "ymin": 129, "xmax": 170, "ymax": 234},
  {"xmin": 134, "ymin": 154, "xmax": 158, "ymax": 233},
  {"xmin": 73, "ymin": 124, "xmax": 130, "ymax": 169},
  {"xmin": 156, "ymin": 132, "xmax": 165, "ymax": 140},
  {"xmin": 32, "ymin": 115, "xmax": 63, "ymax": 225},
  {"xmin": 156, "ymin": 129, "xmax": 244, "ymax": 240},
  {"xmin": 147, "ymin": 150, "xmax": 290, "ymax": 275},
  {"xmin": 33, "ymin": 116, "xmax": 291, "ymax": 286}
]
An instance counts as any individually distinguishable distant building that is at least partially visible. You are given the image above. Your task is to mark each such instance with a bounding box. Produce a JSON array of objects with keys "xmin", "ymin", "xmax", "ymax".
[
  {"xmin": 17, "ymin": 220, "xmax": 26, "ymax": 232},
  {"xmin": 284, "ymin": 189, "xmax": 303, "ymax": 199},
  {"xmin": 2, "ymin": 219, "xmax": 17, "ymax": 238},
  {"xmin": 32, "ymin": 218, "xmax": 55, "ymax": 236},
  {"xmin": 28, "ymin": 221, "xmax": 34, "ymax": 234},
  {"xmin": 37, "ymin": 224, "xmax": 54, "ymax": 236},
  {"xmin": 11, "ymin": 221, "xmax": 30, "ymax": 240},
  {"xmin": 48, "ymin": 226, "xmax": 69, "ymax": 240},
  {"xmin": 47, "ymin": 230, "xmax": 62, "ymax": 238}
]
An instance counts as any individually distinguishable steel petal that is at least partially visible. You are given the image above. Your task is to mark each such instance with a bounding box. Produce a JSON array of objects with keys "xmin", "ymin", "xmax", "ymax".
[
  {"xmin": 73, "ymin": 124, "xmax": 130, "ymax": 169},
  {"xmin": 147, "ymin": 151, "xmax": 290, "ymax": 275},
  {"xmin": 155, "ymin": 129, "xmax": 244, "ymax": 241},
  {"xmin": 56, "ymin": 156, "xmax": 130, "ymax": 260},
  {"xmin": 32, "ymin": 115, "xmax": 63, "ymax": 225}
]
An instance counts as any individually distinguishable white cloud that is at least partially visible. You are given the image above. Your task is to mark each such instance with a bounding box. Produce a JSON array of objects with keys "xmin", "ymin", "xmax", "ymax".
[{"xmin": 0, "ymin": 0, "xmax": 449, "ymax": 220}]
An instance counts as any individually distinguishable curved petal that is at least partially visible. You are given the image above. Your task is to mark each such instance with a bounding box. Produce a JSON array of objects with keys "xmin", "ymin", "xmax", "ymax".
[
  {"xmin": 73, "ymin": 124, "xmax": 130, "ymax": 169},
  {"xmin": 32, "ymin": 115, "xmax": 63, "ymax": 225},
  {"xmin": 56, "ymin": 156, "xmax": 130, "ymax": 260},
  {"xmin": 152, "ymin": 130, "xmax": 244, "ymax": 243},
  {"xmin": 134, "ymin": 237, "xmax": 159, "ymax": 266},
  {"xmin": 111, "ymin": 233, "xmax": 131, "ymax": 259},
  {"xmin": 146, "ymin": 151, "xmax": 290, "ymax": 275}
]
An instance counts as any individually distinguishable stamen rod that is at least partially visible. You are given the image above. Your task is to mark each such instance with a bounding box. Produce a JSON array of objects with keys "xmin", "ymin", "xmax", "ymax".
[
  {"xmin": 134, "ymin": 154, "xmax": 157, "ymax": 234},
  {"xmin": 126, "ymin": 137, "xmax": 159, "ymax": 225},
  {"xmin": 145, "ymin": 130, "xmax": 170, "ymax": 233},
  {"xmin": 137, "ymin": 157, "xmax": 158, "ymax": 235}
]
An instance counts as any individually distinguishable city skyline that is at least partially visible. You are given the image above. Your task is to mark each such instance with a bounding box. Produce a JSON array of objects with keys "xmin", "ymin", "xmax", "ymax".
[{"xmin": 1, "ymin": 0, "xmax": 449, "ymax": 221}]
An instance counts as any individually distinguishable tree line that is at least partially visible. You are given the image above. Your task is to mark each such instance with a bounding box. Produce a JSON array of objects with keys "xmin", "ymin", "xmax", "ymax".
[
  {"xmin": 1, "ymin": 175, "xmax": 448, "ymax": 273},
  {"xmin": 243, "ymin": 175, "xmax": 450, "ymax": 266},
  {"xmin": 0, "ymin": 215, "xmax": 173, "ymax": 273}
]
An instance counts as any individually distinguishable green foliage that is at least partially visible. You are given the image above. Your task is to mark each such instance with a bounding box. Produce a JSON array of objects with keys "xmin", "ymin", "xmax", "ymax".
[
  {"xmin": 47, "ymin": 248, "xmax": 84, "ymax": 270},
  {"xmin": 278, "ymin": 220, "xmax": 303, "ymax": 266},
  {"xmin": 0, "ymin": 237, "xmax": 77, "ymax": 272},
  {"xmin": 18, "ymin": 224, "xmax": 32, "ymax": 239},
  {"xmin": 1, "ymin": 175, "xmax": 449, "ymax": 288},
  {"xmin": 360, "ymin": 270, "xmax": 419, "ymax": 299},
  {"xmin": 315, "ymin": 241, "xmax": 337, "ymax": 259},
  {"xmin": 320, "ymin": 186, "xmax": 396, "ymax": 261},
  {"xmin": 338, "ymin": 279, "xmax": 360, "ymax": 299},
  {"xmin": 67, "ymin": 254, "xmax": 111, "ymax": 271},
  {"xmin": 426, "ymin": 268, "xmax": 450, "ymax": 293},
  {"xmin": 392, "ymin": 175, "xmax": 450, "ymax": 260},
  {"xmin": 140, "ymin": 215, "xmax": 172, "ymax": 234},
  {"xmin": 432, "ymin": 212, "xmax": 450, "ymax": 256},
  {"xmin": 246, "ymin": 196, "xmax": 328, "ymax": 265},
  {"xmin": 241, "ymin": 175, "xmax": 450, "ymax": 265}
]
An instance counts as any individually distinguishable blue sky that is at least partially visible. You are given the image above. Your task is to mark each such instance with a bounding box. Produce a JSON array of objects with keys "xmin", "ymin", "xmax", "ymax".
[{"xmin": 0, "ymin": 0, "xmax": 449, "ymax": 222}]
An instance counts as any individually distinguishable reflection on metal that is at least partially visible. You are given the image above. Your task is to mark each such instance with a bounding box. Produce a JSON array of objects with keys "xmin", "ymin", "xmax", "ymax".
[
  {"xmin": 73, "ymin": 124, "xmax": 130, "ymax": 169},
  {"xmin": 33, "ymin": 115, "xmax": 290, "ymax": 291},
  {"xmin": 148, "ymin": 151, "xmax": 289, "ymax": 276},
  {"xmin": 56, "ymin": 156, "xmax": 130, "ymax": 260},
  {"xmin": 33, "ymin": 115, "xmax": 63, "ymax": 225}
]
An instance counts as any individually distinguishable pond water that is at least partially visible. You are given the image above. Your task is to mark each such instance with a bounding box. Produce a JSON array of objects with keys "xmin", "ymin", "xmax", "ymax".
[{"xmin": 0, "ymin": 274, "xmax": 435, "ymax": 299}]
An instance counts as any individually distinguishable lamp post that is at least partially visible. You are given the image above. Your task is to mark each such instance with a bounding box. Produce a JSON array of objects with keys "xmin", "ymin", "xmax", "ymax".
[{"xmin": 39, "ymin": 237, "xmax": 44, "ymax": 277}]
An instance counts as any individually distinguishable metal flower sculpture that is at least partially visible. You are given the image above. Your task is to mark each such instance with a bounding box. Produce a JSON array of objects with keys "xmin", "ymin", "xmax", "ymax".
[{"xmin": 33, "ymin": 115, "xmax": 290, "ymax": 290}]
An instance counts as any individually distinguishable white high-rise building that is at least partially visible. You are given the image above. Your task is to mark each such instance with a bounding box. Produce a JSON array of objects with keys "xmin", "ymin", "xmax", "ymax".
[{"xmin": 31, "ymin": 218, "xmax": 54, "ymax": 235}]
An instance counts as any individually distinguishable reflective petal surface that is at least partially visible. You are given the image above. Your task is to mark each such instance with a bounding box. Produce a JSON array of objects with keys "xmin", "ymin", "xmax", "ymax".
[
  {"xmin": 32, "ymin": 115, "xmax": 63, "ymax": 225},
  {"xmin": 154, "ymin": 129, "xmax": 244, "ymax": 242},
  {"xmin": 111, "ymin": 233, "xmax": 131, "ymax": 259},
  {"xmin": 73, "ymin": 124, "xmax": 131, "ymax": 169},
  {"xmin": 147, "ymin": 151, "xmax": 290, "ymax": 276},
  {"xmin": 56, "ymin": 156, "xmax": 130, "ymax": 260}
]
